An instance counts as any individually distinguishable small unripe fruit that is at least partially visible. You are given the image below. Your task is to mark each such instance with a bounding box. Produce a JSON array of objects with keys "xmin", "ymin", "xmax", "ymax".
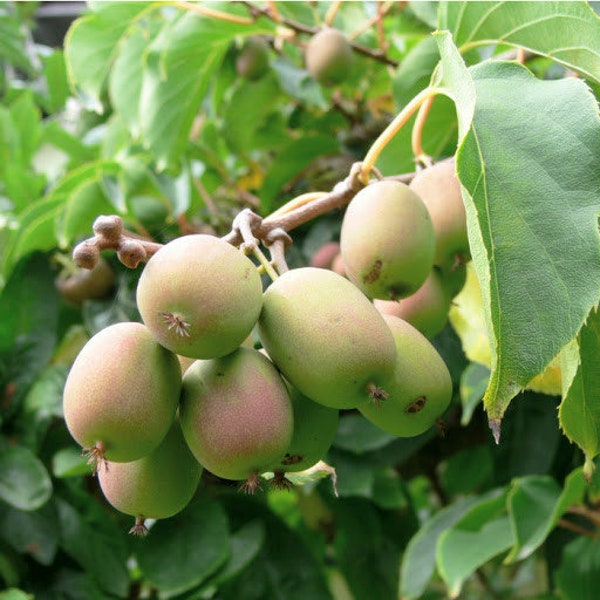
[
  {"xmin": 340, "ymin": 180, "xmax": 435, "ymax": 300},
  {"xmin": 98, "ymin": 418, "xmax": 202, "ymax": 533},
  {"xmin": 440, "ymin": 261, "xmax": 467, "ymax": 298},
  {"xmin": 305, "ymin": 28, "xmax": 353, "ymax": 86},
  {"xmin": 179, "ymin": 348, "xmax": 293, "ymax": 490},
  {"xmin": 359, "ymin": 315, "xmax": 452, "ymax": 437},
  {"xmin": 56, "ymin": 258, "xmax": 115, "ymax": 306},
  {"xmin": 269, "ymin": 384, "xmax": 339, "ymax": 474},
  {"xmin": 258, "ymin": 267, "xmax": 397, "ymax": 409},
  {"xmin": 63, "ymin": 322, "xmax": 181, "ymax": 468},
  {"xmin": 310, "ymin": 241, "xmax": 341, "ymax": 270},
  {"xmin": 236, "ymin": 37, "xmax": 270, "ymax": 80},
  {"xmin": 374, "ymin": 269, "xmax": 451, "ymax": 339},
  {"xmin": 136, "ymin": 234, "xmax": 263, "ymax": 359},
  {"xmin": 409, "ymin": 158, "xmax": 470, "ymax": 272}
]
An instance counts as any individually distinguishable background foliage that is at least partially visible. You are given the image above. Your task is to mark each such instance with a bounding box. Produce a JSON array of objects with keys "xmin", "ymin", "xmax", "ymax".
[{"xmin": 1, "ymin": 1, "xmax": 599, "ymax": 599}]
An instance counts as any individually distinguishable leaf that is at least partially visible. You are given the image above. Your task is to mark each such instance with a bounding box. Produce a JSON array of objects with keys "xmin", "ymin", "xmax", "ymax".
[
  {"xmin": 135, "ymin": 493, "xmax": 230, "ymax": 595},
  {"xmin": 437, "ymin": 516, "xmax": 513, "ymax": 598},
  {"xmin": 493, "ymin": 391, "xmax": 562, "ymax": 483},
  {"xmin": 219, "ymin": 493, "xmax": 333, "ymax": 600},
  {"xmin": 64, "ymin": 2, "xmax": 156, "ymax": 112},
  {"xmin": 334, "ymin": 498, "xmax": 399, "ymax": 600},
  {"xmin": 0, "ymin": 254, "xmax": 59, "ymax": 414},
  {"xmin": 223, "ymin": 76, "xmax": 282, "ymax": 154},
  {"xmin": 0, "ymin": 441, "xmax": 52, "ymax": 511},
  {"xmin": 435, "ymin": 488, "xmax": 512, "ymax": 597},
  {"xmin": 437, "ymin": 35, "xmax": 600, "ymax": 432},
  {"xmin": 138, "ymin": 12, "xmax": 276, "ymax": 169},
  {"xmin": 459, "ymin": 362, "xmax": 490, "ymax": 425},
  {"xmin": 559, "ymin": 306, "xmax": 600, "ymax": 476},
  {"xmin": 555, "ymin": 536, "xmax": 600, "ymax": 600},
  {"xmin": 260, "ymin": 135, "xmax": 341, "ymax": 212},
  {"xmin": 439, "ymin": 1, "xmax": 600, "ymax": 84},
  {"xmin": 0, "ymin": 591, "xmax": 32, "ymax": 600},
  {"xmin": 505, "ymin": 469, "xmax": 586, "ymax": 564},
  {"xmin": 400, "ymin": 496, "xmax": 480, "ymax": 600},
  {"xmin": 57, "ymin": 498, "xmax": 130, "ymax": 598},
  {"xmin": 0, "ymin": 499, "xmax": 60, "ymax": 566},
  {"xmin": 334, "ymin": 413, "xmax": 396, "ymax": 454},
  {"xmin": 51, "ymin": 447, "xmax": 90, "ymax": 479}
]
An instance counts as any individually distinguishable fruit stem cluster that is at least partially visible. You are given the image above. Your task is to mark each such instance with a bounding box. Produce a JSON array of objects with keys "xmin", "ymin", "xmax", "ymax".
[{"xmin": 72, "ymin": 215, "xmax": 162, "ymax": 270}]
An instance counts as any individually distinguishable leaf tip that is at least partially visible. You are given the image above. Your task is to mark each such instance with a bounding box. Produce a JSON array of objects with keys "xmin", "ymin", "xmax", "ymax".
[{"xmin": 489, "ymin": 417, "xmax": 502, "ymax": 444}]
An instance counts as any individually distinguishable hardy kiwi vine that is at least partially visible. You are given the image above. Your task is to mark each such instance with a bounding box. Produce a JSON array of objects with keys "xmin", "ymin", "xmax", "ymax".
[{"xmin": 72, "ymin": 84, "xmax": 439, "ymax": 279}]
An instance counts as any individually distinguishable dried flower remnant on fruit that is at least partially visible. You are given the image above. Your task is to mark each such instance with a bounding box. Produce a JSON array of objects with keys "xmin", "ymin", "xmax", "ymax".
[
  {"xmin": 83, "ymin": 442, "xmax": 108, "ymax": 475},
  {"xmin": 129, "ymin": 517, "xmax": 149, "ymax": 537},
  {"xmin": 239, "ymin": 471, "xmax": 263, "ymax": 495},
  {"xmin": 161, "ymin": 312, "xmax": 191, "ymax": 338},
  {"xmin": 367, "ymin": 382, "xmax": 389, "ymax": 407},
  {"xmin": 405, "ymin": 396, "xmax": 427, "ymax": 414},
  {"xmin": 271, "ymin": 470, "xmax": 294, "ymax": 491}
]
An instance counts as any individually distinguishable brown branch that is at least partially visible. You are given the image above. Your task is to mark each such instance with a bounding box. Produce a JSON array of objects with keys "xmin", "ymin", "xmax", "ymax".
[
  {"xmin": 222, "ymin": 166, "xmax": 417, "ymax": 247},
  {"xmin": 567, "ymin": 505, "xmax": 600, "ymax": 528},
  {"xmin": 557, "ymin": 518, "xmax": 598, "ymax": 539}
]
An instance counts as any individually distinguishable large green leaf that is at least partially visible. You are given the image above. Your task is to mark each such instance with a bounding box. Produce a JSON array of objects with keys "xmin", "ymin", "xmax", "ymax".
[
  {"xmin": 400, "ymin": 496, "xmax": 479, "ymax": 600},
  {"xmin": 439, "ymin": 1, "xmax": 600, "ymax": 84},
  {"xmin": 505, "ymin": 469, "xmax": 586, "ymax": 564},
  {"xmin": 134, "ymin": 493, "xmax": 230, "ymax": 595},
  {"xmin": 435, "ymin": 489, "xmax": 512, "ymax": 597},
  {"xmin": 436, "ymin": 34, "xmax": 600, "ymax": 434},
  {"xmin": 64, "ymin": 2, "xmax": 157, "ymax": 112},
  {"xmin": 137, "ymin": 11, "xmax": 276, "ymax": 169},
  {"xmin": 57, "ymin": 498, "xmax": 130, "ymax": 598},
  {"xmin": 559, "ymin": 306, "xmax": 600, "ymax": 477}
]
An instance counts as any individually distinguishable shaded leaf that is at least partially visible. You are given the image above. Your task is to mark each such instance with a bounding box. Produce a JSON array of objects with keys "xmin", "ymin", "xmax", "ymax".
[
  {"xmin": 0, "ymin": 441, "xmax": 52, "ymax": 511},
  {"xmin": 459, "ymin": 362, "xmax": 489, "ymax": 425},
  {"xmin": 400, "ymin": 496, "xmax": 480, "ymax": 600},
  {"xmin": 135, "ymin": 493, "xmax": 229, "ymax": 595},
  {"xmin": 57, "ymin": 498, "xmax": 129, "ymax": 597},
  {"xmin": 559, "ymin": 306, "xmax": 600, "ymax": 476},
  {"xmin": 555, "ymin": 536, "xmax": 600, "ymax": 600},
  {"xmin": 505, "ymin": 468, "xmax": 586, "ymax": 563},
  {"xmin": 0, "ymin": 500, "xmax": 60, "ymax": 566}
]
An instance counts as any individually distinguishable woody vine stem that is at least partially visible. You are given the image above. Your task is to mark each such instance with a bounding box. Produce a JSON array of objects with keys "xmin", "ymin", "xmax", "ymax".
[{"xmin": 71, "ymin": 86, "xmax": 441, "ymax": 272}]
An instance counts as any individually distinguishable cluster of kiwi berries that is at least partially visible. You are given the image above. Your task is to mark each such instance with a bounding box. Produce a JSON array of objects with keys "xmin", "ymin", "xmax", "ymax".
[
  {"xmin": 313, "ymin": 159, "xmax": 470, "ymax": 340},
  {"xmin": 62, "ymin": 158, "xmax": 467, "ymax": 536}
]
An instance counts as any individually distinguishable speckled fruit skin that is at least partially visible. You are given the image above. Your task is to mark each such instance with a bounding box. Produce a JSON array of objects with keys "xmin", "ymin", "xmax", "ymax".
[
  {"xmin": 409, "ymin": 158, "xmax": 470, "ymax": 272},
  {"xmin": 179, "ymin": 347, "xmax": 293, "ymax": 481},
  {"xmin": 98, "ymin": 418, "xmax": 202, "ymax": 519},
  {"xmin": 359, "ymin": 315, "xmax": 452, "ymax": 437},
  {"xmin": 269, "ymin": 384, "xmax": 339, "ymax": 473},
  {"xmin": 340, "ymin": 180, "xmax": 435, "ymax": 300},
  {"xmin": 257, "ymin": 267, "xmax": 397, "ymax": 409},
  {"xmin": 374, "ymin": 268, "xmax": 451, "ymax": 339},
  {"xmin": 305, "ymin": 28, "xmax": 353, "ymax": 86},
  {"xmin": 63, "ymin": 322, "xmax": 181, "ymax": 462},
  {"xmin": 136, "ymin": 234, "xmax": 263, "ymax": 359}
]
